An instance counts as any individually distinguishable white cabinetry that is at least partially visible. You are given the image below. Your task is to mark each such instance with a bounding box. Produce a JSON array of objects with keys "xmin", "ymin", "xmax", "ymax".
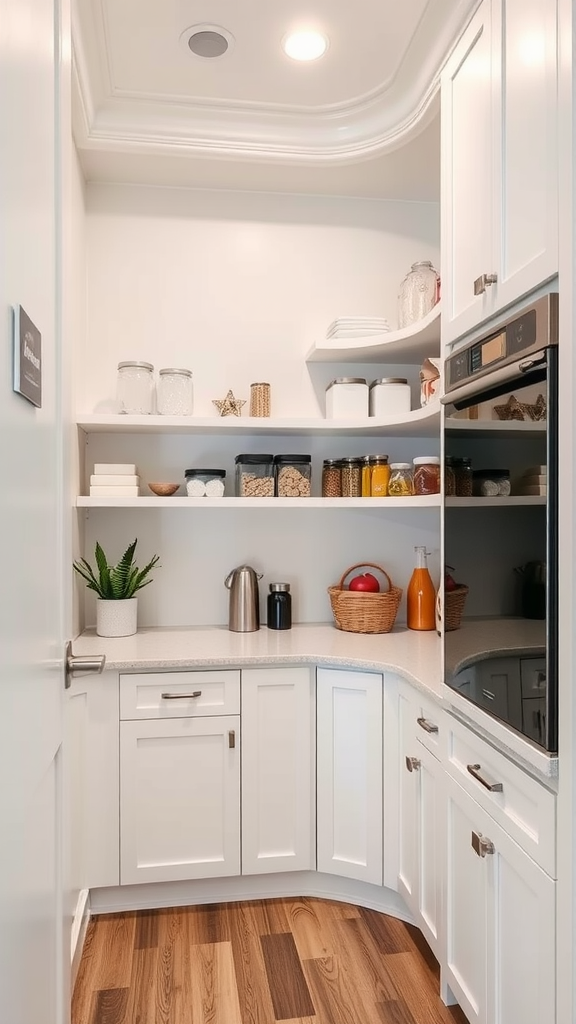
[
  {"xmin": 444, "ymin": 722, "xmax": 556, "ymax": 1024},
  {"xmin": 442, "ymin": 0, "xmax": 558, "ymax": 344},
  {"xmin": 397, "ymin": 683, "xmax": 443, "ymax": 958},
  {"xmin": 316, "ymin": 667, "xmax": 383, "ymax": 885},
  {"xmin": 119, "ymin": 670, "xmax": 241, "ymax": 885},
  {"xmin": 241, "ymin": 667, "xmax": 315, "ymax": 875}
]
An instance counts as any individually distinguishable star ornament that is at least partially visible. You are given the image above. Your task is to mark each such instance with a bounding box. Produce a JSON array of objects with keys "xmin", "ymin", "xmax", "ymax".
[{"xmin": 213, "ymin": 389, "xmax": 246, "ymax": 417}]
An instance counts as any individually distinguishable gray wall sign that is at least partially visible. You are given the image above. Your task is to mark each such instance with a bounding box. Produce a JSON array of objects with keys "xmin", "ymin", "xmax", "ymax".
[{"xmin": 13, "ymin": 306, "xmax": 42, "ymax": 408}]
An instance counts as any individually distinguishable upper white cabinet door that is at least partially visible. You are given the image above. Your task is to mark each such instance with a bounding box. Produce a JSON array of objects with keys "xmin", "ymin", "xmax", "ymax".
[
  {"xmin": 494, "ymin": 0, "xmax": 558, "ymax": 312},
  {"xmin": 317, "ymin": 668, "xmax": 383, "ymax": 886},
  {"xmin": 442, "ymin": 3, "xmax": 494, "ymax": 341},
  {"xmin": 241, "ymin": 667, "xmax": 315, "ymax": 875},
  {"xmin": 120, "ymin": 715, "xmax": 240, "ymax": 884},
  {"xmin": 442, "ymin": 0, "xmax": 558, "ymax": 345}
]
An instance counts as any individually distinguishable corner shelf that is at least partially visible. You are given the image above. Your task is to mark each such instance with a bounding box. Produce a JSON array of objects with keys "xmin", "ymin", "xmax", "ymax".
[
  {"xmin": 76, "ymin": 496, "xmax": 441, "ymax": 509},
  {"xmin": 446, "ymin": 496, "xmax": 546, "ymax": 507},
  {"xmin": 76, "ymin": 405, "xmax": 440, "ymax": 438},
  {"xmin": 305, "ymin": 303, "xmax": 441, "ymax": 364},
  {"xmin": 445, "ymin": 418, "xmax": 546, "ymax": 438}
]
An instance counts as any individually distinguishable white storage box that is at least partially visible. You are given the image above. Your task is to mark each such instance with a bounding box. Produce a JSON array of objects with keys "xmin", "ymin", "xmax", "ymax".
[
  {"xmin": 325, "ymin": 377, "xmax": 368, "ymax": 419},
  {"xmin": 369, "ymin": 377, "xmax": 411, "ymax": 418}
]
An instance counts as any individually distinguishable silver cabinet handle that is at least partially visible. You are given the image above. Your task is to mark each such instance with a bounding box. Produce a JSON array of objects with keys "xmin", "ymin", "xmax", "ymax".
[
  {"xmin": 229, "ymin": 730, "xmax": 236, "ymax": 749},
  {"xmin": 161, "ymin": 690, "xmax": 202, "ymax": 699},
  {"xmin": 471, "ymin": 831, "xmax": 495, "ymax": 857},
  {"xmin": 481, "ymin": 688, "xmax": 495, "ymax": 701},
  {"xmin": 406, "ymin": 756, "xmax": 421, "ymax": 772},
  {"xmin": 467, "ymin": 763, "xmax": 503, "ymax": 792},
  {"xmin": 417, "ymin": 716, "xmax": 438, "ymax": 734},
  {"xmin": 65, "ymin": 640, "xmax": 106, "ymax": 689},
  {"xmin": 474, "ymin": 272, "xmax": 498, "ymax": 295}
]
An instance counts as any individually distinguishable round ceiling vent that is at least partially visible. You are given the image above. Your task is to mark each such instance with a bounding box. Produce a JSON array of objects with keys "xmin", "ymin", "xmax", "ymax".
[{"xmin": 180, "ymin": 25, "xmax": 235, "ymax": 61}]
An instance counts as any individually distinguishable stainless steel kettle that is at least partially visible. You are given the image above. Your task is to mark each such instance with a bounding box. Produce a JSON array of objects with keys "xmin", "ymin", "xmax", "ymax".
[{"xmin": 224, "ymin": 565, "xmax": 263, "ymax": 632}]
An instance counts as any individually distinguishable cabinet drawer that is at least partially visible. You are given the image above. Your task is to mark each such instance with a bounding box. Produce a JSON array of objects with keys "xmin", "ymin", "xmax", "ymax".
[
  {"xmin": 445, "ymin": 715, "xmax": 556, "ymax": 876},
  {"xmin": 413, "ymin": 692, "xmax": 443, "ymax": 758},
  {"xmin": 119, "ymin": 670, "xmax": 240, "ymax": 720}
]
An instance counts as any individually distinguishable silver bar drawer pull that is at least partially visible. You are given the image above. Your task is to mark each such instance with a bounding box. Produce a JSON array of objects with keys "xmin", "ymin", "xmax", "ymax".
[
  {"xmin": 405, "ymin": 756, "xmax": 421, "ymax": 772},
  {"xmin": 161, "ymin": 691, "xmax": 202, "ymax": 700},
  {"xmin": 229, "ymin": 730, "xmax": 236, "ymax": 749},
  {"xmin": 471, "ymin": 831, "xmax": 495, "ymax": 857},
  {"xmin": 417, "ymin": 716, "xmax": 439, "ymax": 734},
  {"xmin": 467, "ymin": 763, "xmax": 503, "ymax": 792}
]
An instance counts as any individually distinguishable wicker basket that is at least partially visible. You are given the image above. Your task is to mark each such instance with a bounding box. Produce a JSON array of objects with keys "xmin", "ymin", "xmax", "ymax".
[
  {"xmin": 328, "ymin": 563, "xmax": 402, "ymax": 634},
  {"xmin": 445, "ymin": 585, "xmax": 469, "ymax": 631}
]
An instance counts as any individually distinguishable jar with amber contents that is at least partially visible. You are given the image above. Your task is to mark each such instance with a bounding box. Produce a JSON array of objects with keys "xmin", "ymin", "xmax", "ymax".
[
  {"xmin": 388, "ymin": 463, "xmax": 413, "ymax": 497},
  {"xmin": 361, "ymin": 456, "xmax": 372, "ymax": 497},
  {"xmin": 413, "ymin": 456, "xmax": 441, "ymax": 495},
  {"xmin": 371, "ymin": 456, "xmax": 390, "ymax": 497}
]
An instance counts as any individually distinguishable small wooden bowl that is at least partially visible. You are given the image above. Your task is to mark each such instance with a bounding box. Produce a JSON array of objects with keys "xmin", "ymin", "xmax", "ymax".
[{"xmin": 148, "ymin": 482, "xmax": 180, "ymax": 497}]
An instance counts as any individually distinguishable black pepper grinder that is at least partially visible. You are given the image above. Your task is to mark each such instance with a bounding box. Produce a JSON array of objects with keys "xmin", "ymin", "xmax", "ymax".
[{"xmin": 267, "ymin": 582, "xmax": 292, "ymax": 630}]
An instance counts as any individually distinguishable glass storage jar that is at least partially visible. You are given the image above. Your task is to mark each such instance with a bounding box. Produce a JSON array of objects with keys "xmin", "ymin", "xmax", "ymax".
[
  {"xmin": 157, "ymin": 368, "xmax": 193, "ymax": 415},
  {"xmin": 235, "ymin": 454, "xmax": 274, "ymax": 497},
  {"xmin": 453, "ymin": 457, "xmax": 473, "ymax": 496},
  {"xmin": 361, "ymin": 456, "xmax": 372, "ymax": 497},
  {"xmin": 274, "ymin": 455, "xmax": 311, "ymax": 497},
  {"xmin": 444, "ymin": 458, "xmax": 456, "ymax": 496},
  {"xmin": 388, "ymin": 463, "xmax": 414, "ymax": 497},
  {"xmin": 117, "ymin": 361, "xmax": 154, "ymax": 414},
  {"xmin": 322, "ymin": 459, "xmax": 342, "ymax": 497},
  {"xmin": 185, "ymin": 468, "xmax": 226, "ymax": 497},
  {"xmin": 398, "ymin": 261, "xmax": 440, "ymax": 328},
  {"xmin": 340, "ymin": 457, "xmax": 362, "ymax": 497},
  {"xmin": 370, "ymin": 456, "xmax": 391, "ymax": 497},
  {"xmin": 413, "ymin": 456, "xmax": 441, "ymax": 495}
]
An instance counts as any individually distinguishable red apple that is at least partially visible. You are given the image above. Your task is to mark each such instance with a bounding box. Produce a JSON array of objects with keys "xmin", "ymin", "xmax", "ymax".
[
  {"xmin": 445, "ymin": 574, "xmax": 458, "ymax": 592},
  {"xmin": 349, "ymin": 572, "xmax": 380, "ymax": 593}
]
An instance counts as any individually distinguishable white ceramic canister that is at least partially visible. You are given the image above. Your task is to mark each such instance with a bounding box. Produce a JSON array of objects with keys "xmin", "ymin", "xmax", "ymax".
[
  {"xmin": 117, "ymin": 361, "xmax": 154, "ymax": 414},
  {"xmin": 325, "ymin": 377, "xmax": 368, "ymax": 419},
  {"xmin": 157, "ymin": 367, "xmax": 194, "ymax": 415},
  {"xmin": 369, "ymin": 377, "xmax": 411, "ymax": 418}
]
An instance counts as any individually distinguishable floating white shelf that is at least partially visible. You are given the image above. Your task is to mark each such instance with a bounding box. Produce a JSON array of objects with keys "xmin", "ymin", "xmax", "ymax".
[
  {"xmin": 445, "ymin": 418, "xmax": 546, "ymax": 438},
  {"xmin": 77, "ymin": 405, "xmax": 440, "ymax": 438},
  {"xmin": 446, "ymin": 496, "xmax": 546, "ymax": 507},
  {"xmin": 305, "ymin": 303, "xmax": 441, "ymax": 364},
  {"xmin": 77, "ymin": 495, "xmax": 441, "ymax": 510}
]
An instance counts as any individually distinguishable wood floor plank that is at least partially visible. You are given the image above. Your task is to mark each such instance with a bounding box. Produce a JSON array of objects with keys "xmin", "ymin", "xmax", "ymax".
[
  {"xmin": 89, "ymin": 987, "xmax": 129, "ymax": 1024},
  {"xmin": 285, "ymin": 897, "xmax": 336, "ymax": 960},
  {"xmin": 260, "ymin": 933, "xmax": 316, "ymax": 1020},
  {"xmin": 260, "ymin": 898, "xmax": 294, "ymax": 935},
  {"xmin": 375, "ymin": 998, "xmax": 418, "ymax": 1024},
  {"xmin": 186, "ymin": 903, "xmax": 230, "ymax": 946},
  {"xmin": 358, "ymin": 908, "xmax": 413, "ymax": 955},
  {"xmin": 121, "ymin": 948, "xmax": 159, "ymax": 1024},
  {"xmin": 329, "ymin": 917, "xmax": 399, "ymax": 1004},
  {"xmin": 383, "ymin": 952, "xmax": 468, "ymax": 1024},
  {"xmin": 225, "ymin": 902, "xmax": 276, "ymax": 1024},
  {"xmin": 134, "ymin": 909, "xmax": 159, "ymax": 950},
  {"xmin": 82, "ymin": 914, "xmax": 136, "ymax": 993},
  {"xmin": 72, "ymin": 921, "xmax": 97, "ymax": 1024},
  {"xmin": 303, "ymin": 955, "xmax": 363, "ymax": 1024},
  {"xmin": 189, "ymin": 941, "xmax": 243, "ymax": 1024}
]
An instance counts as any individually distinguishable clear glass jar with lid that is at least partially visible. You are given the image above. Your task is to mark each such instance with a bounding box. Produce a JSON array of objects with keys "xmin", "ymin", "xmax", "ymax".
[
  {"xmin": 340, "ymin": 457, "xmax": 362, "ymax": 497},
  {"xmin": 157, "ymin": 368, "xmax": 193, "ymax": 415},
  {"xmin": 388, "ymin": 463, "xmax": 414, "ymax": 497},
  {"xmin": 117, "ymin": 361, "xmax": 154, "ymax": 414},
  {"xmin": 413, "ymin": 456, "xmax": 441, "ymax": 495},
  {"xmin": 398, "ymin": 261, "xmax": 440, "ymax": 328},
  {"xmin": 370, "ymin": 456, "xmax": 391, "ymax": 497}
]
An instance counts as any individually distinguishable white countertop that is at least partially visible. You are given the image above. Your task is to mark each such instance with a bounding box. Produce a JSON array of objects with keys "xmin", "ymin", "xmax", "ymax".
[{"xmin": 73, "ymin": 621, "xmax": 557, "ymax": 782}]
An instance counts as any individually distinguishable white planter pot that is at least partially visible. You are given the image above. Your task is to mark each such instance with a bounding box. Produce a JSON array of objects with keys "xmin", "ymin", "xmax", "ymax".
[{"xmin": 96, "ymin": 598, "xmax": 138, "ymax": 638}]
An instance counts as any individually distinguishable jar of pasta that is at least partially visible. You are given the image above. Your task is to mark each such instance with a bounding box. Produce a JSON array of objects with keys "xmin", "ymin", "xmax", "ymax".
[
  {"xmin": 388, "ymin": 463, "xmax": 413, "ymax": 497},
  {"xmin": 413, "ymin": 456, "xmax": 441, "ymax": 495},
  {"xmin": 370, "ymin": 456, "xmax": 390, "ymax": 497}
]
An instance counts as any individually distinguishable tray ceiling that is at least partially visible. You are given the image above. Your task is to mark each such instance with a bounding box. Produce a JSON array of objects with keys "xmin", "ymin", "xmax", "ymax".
[{"xmin": 72, "ymin": 0, "xmax": 477, "ymax": 196}]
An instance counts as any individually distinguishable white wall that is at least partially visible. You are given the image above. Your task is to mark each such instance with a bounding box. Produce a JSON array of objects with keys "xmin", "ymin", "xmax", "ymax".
[{"xmin": 78, "ymin": 184, "xmax": 441, "ymax": 628}]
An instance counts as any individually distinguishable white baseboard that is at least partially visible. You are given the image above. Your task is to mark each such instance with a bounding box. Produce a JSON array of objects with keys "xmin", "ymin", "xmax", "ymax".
[
  {"xmin": 71, "ymin": 888, "xmax": 90, "ymax": 988},
  {"xmin": 88, "ymin": 871, "xmax": 414, "ymax": 924}
]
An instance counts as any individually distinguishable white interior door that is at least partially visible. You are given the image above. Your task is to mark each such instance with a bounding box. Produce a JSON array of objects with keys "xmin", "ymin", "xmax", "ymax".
[{"xmin": 0, "ymin": 1, "xmax": 67, "ymax": 1022}]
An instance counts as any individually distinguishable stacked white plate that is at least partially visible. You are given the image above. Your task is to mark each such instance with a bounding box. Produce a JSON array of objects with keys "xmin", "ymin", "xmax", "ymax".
[
  {"xmin": 517, "ymin": 465, "xmax": 547, "ymax": 496},
  {"xmin": 326, "ymin": 317, "xmax": 390, "ymax": 339}
]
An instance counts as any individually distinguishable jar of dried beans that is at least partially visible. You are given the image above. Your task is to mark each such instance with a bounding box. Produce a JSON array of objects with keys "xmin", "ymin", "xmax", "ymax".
[
  {"xmin": 340, "ymin": 457, "xmax": 362, "ymax": 497},
  {"xmin": 413, "ymin": 456, "xmax": 441, "ymax": 495},
  {"xmin": 322, "ymin": 459, "xmax": 342, "ymax": 497}
]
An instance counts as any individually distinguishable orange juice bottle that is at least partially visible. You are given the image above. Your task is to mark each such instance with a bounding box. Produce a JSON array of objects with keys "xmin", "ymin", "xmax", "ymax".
[{"xmin": 407, "ymin": 546, "xmax": 436, "ymax": 630}]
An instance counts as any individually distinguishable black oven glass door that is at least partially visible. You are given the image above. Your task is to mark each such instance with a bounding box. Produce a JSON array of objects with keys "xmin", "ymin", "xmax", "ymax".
[{"xmin": 444, "ymin": 346, "xmax": 557, "ymax": 753}]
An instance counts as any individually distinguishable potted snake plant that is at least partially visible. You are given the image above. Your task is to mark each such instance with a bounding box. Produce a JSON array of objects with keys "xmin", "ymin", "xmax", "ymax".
[{"xmin": 73, "ymin": 539, "xmax": 160, "ymax": 637}]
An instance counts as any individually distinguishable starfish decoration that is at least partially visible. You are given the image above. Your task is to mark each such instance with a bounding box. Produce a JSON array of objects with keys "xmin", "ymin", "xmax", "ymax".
[{"xmin": 213, "ymin": 389, "xmax": 246, "ymax": 417}]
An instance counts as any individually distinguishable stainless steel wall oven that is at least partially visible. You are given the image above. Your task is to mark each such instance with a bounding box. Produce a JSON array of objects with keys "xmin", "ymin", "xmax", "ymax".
[{"xmin": 442, "ymin": 294, "xmax": 558, "ymax": 752}]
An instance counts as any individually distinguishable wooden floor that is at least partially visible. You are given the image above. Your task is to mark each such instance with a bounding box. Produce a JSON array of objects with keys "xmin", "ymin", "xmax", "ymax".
[{"xmin": 72, "ymin": 897, "xmax": 469, "ymax": 1024}]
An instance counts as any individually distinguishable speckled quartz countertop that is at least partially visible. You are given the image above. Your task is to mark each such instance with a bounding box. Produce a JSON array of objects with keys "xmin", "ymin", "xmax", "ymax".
[{"xmin": 73, "ymin": 621, "xmax": 558, "ymax": 782}]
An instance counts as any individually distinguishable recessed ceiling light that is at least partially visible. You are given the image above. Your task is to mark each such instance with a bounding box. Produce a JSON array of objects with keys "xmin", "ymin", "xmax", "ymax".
[
  {"xmin": 179, "ymin": 24, "xmax": 235, "ymax": 61},
  {"xmin": 282, "ymin": 30, "xmax": 329, "ymax": 62}
]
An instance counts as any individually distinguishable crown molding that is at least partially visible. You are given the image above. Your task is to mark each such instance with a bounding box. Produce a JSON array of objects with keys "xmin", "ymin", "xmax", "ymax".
[{"xmin": 72, "ymin": 0, "xmax": 477, "ymax": 167}]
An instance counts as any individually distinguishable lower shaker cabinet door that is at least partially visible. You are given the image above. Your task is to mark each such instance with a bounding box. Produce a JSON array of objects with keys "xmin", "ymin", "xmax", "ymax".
[
  {"xmin": 316, "ymin": 668, "xmax": 383, "ymax": 885},
  {"xmin": 445, "ymin": 775, "xmax": 555, "ymax": 1024},
  {"xmin": 241, "ymin": 667, "xmax": 315, "ymax": 874},
  {"xmin": 120, "ymin": 715, "xmax": 240, "ymax": 884}
]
